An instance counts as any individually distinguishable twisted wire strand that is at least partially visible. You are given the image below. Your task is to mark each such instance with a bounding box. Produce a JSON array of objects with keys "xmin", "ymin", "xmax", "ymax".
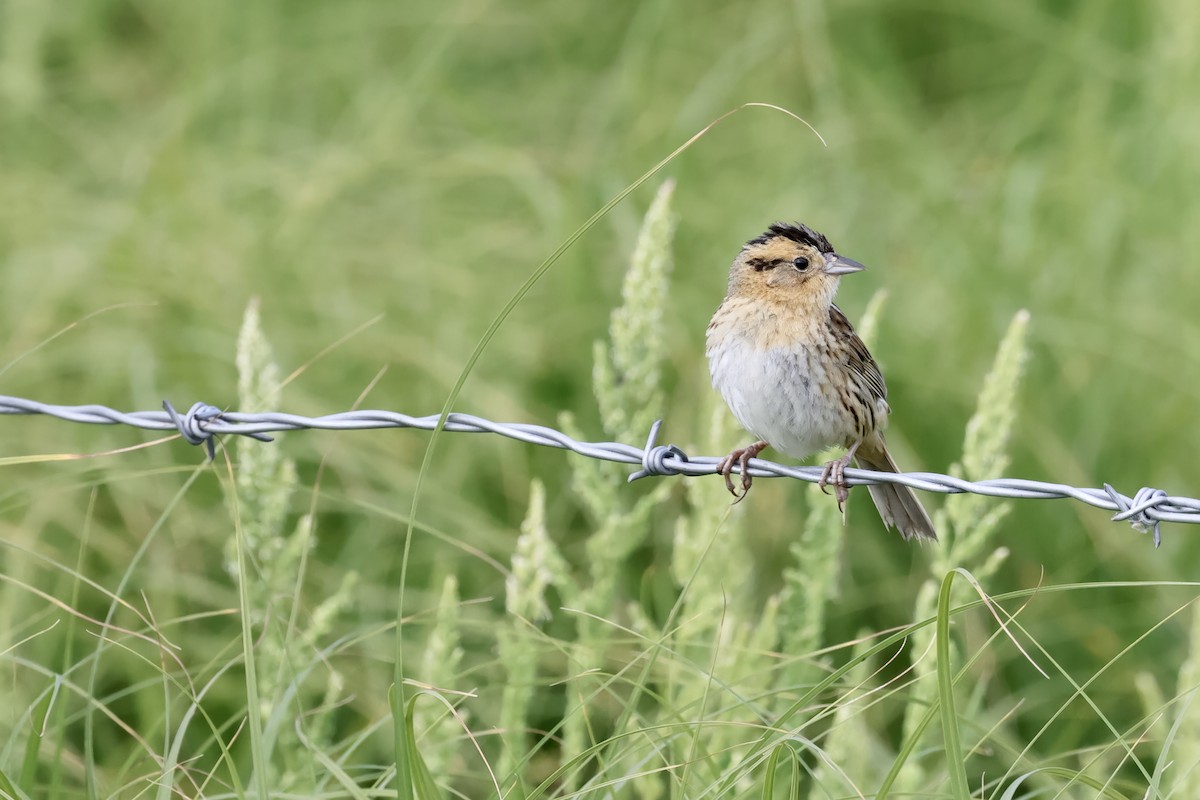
[{"xmin": 2, "ymin": 394, "xmax": 1190, "ymax": 545}]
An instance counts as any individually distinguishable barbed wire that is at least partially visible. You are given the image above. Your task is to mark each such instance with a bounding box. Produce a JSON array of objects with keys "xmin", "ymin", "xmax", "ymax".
[{"xmin": 2, "ymin": 394, "xmax": 1193, "ymax": 546}]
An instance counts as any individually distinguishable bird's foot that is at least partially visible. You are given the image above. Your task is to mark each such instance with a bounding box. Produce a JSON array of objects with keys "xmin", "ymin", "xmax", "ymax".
[
  {"xmin": 717, "ymin": 440, "xmax": 769, "ymax": 503},
  {"xmin": 818, "ymin": 452, "xmax": 854, "ymax": 513}
]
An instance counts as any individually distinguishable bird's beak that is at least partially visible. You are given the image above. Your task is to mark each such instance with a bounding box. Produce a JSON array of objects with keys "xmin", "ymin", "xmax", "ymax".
[{"xmin": 823, "ymin": 253, "xmax": 867, "ymax": 276}]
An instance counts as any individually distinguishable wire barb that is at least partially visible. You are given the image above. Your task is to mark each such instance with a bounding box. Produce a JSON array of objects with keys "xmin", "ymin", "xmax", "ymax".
[
  {"xmin": 2, "ymin": 393, "xmax": 1194, "ymax": 545},
  {"xmin": 161, "ymin": 400, "xmax": 275, "ymax": 460},
  {"xmin": 1104, "ymin": 484, "xmax": 1167, "ymax": 547},
  {"xmin": 628, "ymin": 419, "xmax": 689, "ymax": 482}
]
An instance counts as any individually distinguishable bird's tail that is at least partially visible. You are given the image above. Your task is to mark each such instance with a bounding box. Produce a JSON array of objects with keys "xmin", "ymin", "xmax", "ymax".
[{"xmin": 855, "ymin": 442, "xmax": 937, "ymax": 541}]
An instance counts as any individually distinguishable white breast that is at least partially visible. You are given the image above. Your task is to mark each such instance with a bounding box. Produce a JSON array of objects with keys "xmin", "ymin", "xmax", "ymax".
[{"xmin": 707, "ymin": 332, "xmax": 853, "ymax": 459}]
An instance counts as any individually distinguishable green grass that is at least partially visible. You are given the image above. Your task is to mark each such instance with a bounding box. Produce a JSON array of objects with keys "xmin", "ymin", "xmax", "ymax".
[{"xmin": 3, "ymin": 0, "xmax": 1200, "ymax": 797}]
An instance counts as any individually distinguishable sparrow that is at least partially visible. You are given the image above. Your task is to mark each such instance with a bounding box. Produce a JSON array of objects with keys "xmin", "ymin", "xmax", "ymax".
[{"xmin": 706, "ymin": 222, "xmax": 936, "ymax": 541}]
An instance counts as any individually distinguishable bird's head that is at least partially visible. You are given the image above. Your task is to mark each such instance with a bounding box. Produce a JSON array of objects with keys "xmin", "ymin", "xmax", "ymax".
[{"xmin": 726, "ymin": 222, "xmax": 865, "ymax": 306}]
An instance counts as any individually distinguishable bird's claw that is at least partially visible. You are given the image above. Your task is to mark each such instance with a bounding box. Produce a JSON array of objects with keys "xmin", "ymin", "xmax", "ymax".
[
  {"xmin": 718, "ymin": 441, "xmax": 768, "ymax": 504},
  {"xmin": 718, "ymin": 453, "xmax": 739, "ymax": 498},
  {"xmin": 818, "ymin": 454, "xmax": 853, "ymax": 513}
]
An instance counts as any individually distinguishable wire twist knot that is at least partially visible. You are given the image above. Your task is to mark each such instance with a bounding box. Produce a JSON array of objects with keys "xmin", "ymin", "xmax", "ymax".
[
  {"xmin": 1104, "ymin": 484, "xmax": 1168, "ymax": 547},
  {"xmin": 163, "ymin": 401, "xmax": 224, "ymax": 459},
  {"xmin": 162, "ymin": 400, "xmax": 273, "ymax": 460},
  {"xmin": 628, "ymin": 420, "xmax": 689, "ymax": 482}
]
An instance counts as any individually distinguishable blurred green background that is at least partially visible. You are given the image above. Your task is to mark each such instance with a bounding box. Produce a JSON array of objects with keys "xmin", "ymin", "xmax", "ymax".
[{"xmin": 2, "ymin": 0, "xmax": 1199, "ymax": 795}]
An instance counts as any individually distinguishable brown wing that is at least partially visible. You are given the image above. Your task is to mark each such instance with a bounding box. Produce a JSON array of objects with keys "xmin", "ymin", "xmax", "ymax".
[{"xmin": 829, "ymin": 304, "xmax": 888, "ymax": 408}]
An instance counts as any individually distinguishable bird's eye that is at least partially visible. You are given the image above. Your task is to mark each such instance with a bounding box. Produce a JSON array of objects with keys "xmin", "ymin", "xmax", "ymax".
[{"xmin": 792, "ymin": 256, "xmax": 810, "ymax": 271}]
